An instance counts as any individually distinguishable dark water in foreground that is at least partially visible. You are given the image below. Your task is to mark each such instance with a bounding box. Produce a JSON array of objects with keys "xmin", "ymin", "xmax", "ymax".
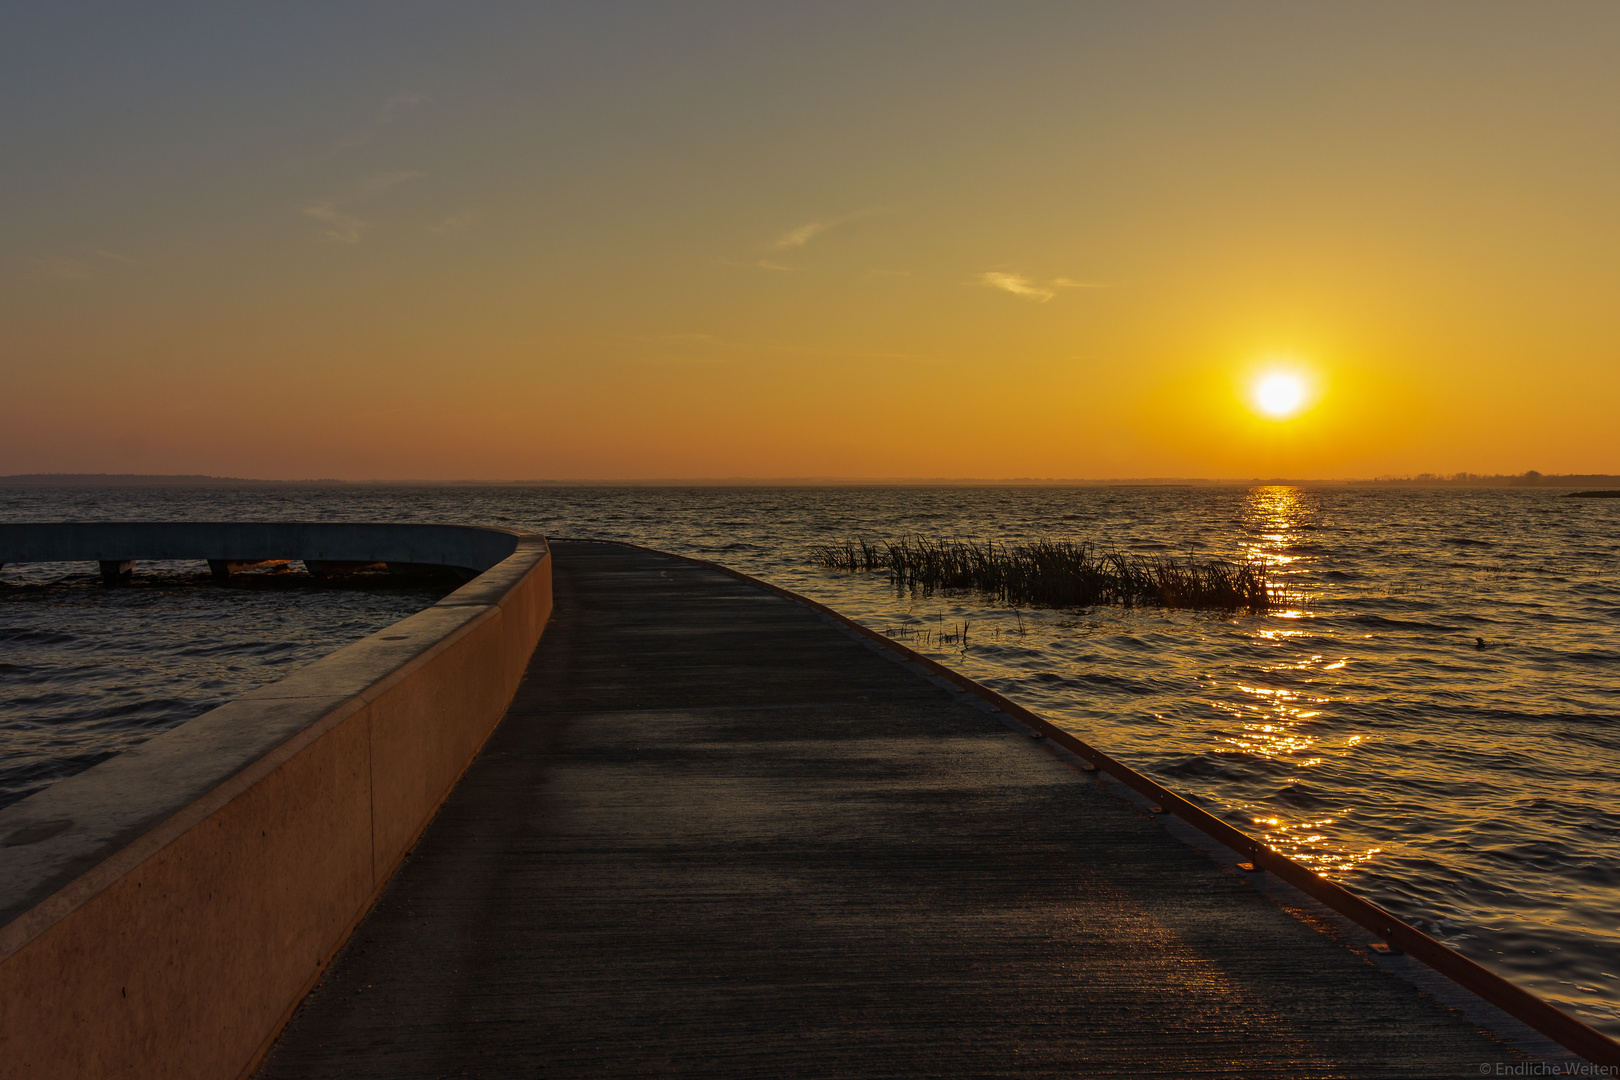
[
  {"xmin": 2, "ymin": 484, "xmax": 1617, "ymax": 1033},
  {"xmin": 0, "ymin": 564, "xmax": 452, "ymax": 811}
]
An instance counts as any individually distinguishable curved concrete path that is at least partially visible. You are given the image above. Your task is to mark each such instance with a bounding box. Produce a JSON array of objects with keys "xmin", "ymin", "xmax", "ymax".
[{"xmin": 257, "ymin": 541, "xmax": 1512, "ymax": 1078}]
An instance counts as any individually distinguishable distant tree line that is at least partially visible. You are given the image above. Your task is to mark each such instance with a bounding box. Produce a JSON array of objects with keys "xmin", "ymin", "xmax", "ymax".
[{"xmin": 1369, "ymin": 471, "xmax": 1620, "ymax": 487}]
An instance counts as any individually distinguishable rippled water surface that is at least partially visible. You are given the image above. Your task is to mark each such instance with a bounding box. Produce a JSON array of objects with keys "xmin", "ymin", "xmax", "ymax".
[
  {"xmin": 0, "ymin": 562, "xmax": 452, "ymax": 812},
  {"xmin": 2, "ymin": 484, "xmax": 1617, "ymax": 1032}
]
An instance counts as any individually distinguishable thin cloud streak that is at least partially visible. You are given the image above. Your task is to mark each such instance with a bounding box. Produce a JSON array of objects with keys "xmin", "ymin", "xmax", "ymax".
[
  {"xmin": 302, "ymin": 200, "xmax": 367, "ymax": 243},
  {"xmin": 430, "ymin": 208, "xmax": 482, "ymax": 236},
  {"xmin": 359, "ymin": 169, "xmax": 424, "ymax": 196},
  {"xmin": 301, "ymin": 170, "xmax": 423, "ymax": 243},
  {"xmin": 774, "ymin": 220, "xmax": 833, "ymax": 249},
  {"xmin": 715, "ymin": 257, "xmax": 800, "ymax": 271},
  {"xmin": 979, "ymin": 271, "xmax": 1113, "ymax": 300},
  {"xmin": 296, "ymin": 90, "xmax": 429, "ymax": 165},
  {"xmin": 979, "ymin": 271, "xmax": 1054, "ymax": 301},
  {"xmin": 769, "ymin": 207, "xmax": 888, "ymax": 251},
  {"xmin": 377, "ymin": 90, "xmax": 428, "ymax": 124}
]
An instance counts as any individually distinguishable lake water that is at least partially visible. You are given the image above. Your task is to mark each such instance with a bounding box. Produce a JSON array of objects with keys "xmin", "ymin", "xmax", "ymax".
[{"xmin": 2, "ymin": 483, "xmax": 1616, "ymax": 1034}]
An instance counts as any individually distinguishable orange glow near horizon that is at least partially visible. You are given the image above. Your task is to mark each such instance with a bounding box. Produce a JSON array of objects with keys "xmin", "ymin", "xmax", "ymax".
[{"xmin": 2, "ymin": 6, "xmax": 1619, "ymax": 481}]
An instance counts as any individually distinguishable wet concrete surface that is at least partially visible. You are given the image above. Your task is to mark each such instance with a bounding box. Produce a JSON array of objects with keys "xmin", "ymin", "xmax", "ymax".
[{"xmin": 257, "ymin": 541, "xmax": 1512, "ymax": 1078}]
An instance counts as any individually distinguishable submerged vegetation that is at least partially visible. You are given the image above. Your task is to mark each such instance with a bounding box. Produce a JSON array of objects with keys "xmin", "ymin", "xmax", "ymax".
[{"xmin": 814, "ymin": 537, "xmax": 1278, "ymax": 613}]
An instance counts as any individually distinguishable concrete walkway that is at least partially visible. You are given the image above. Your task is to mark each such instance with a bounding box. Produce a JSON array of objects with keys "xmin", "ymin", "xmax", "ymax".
[{"xmin": 257, "ymin": 541, "xmax": 1511, "ymax": 1078}]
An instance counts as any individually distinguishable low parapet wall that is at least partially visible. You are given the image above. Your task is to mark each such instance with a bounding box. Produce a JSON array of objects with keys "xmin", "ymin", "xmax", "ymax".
[{"xmin": 0, "ymin": 524, "xmax": 553, "ymax": 1080}]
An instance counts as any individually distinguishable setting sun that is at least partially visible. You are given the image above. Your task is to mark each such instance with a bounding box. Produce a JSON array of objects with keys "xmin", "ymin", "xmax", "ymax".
[{"xmin": 1253, "ymin": 372, "xmax": 1309, "ymax": 420}]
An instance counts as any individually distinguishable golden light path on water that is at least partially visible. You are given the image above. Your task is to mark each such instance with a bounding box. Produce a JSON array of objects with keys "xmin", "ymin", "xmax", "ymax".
[{"xmin": 1220, "ymin": 486, "xmax": 1383, "ymax": 877}]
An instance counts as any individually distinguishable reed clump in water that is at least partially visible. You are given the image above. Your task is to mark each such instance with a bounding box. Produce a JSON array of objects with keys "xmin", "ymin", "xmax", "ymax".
[{"xmin": 814, "ymin": 537, "xmax": 1277, "ymax": 613}]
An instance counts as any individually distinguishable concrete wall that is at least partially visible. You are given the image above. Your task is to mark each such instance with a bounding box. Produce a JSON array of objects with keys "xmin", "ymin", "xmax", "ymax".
[{"xmin": 0, "ymin": 529, "xmax": 553, "ymax": 1080}]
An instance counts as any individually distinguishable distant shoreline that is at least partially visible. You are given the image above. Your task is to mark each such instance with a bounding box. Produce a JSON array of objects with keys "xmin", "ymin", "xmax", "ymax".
[{"xmin": 4, "ymin": 472, "xmax": 1620, "ymax": 489}]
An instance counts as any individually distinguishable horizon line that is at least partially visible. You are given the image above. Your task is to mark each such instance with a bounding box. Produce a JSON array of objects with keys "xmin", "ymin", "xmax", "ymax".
[{"xmin": 4, "ymin": 471, "xmax": 1619, "ymax": 489}]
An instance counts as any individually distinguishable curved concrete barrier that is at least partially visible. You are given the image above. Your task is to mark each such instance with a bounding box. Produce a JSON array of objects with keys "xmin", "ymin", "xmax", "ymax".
[{"xmin": 0, "ymin": 524, "xmax": 553, "ymax": 1080}]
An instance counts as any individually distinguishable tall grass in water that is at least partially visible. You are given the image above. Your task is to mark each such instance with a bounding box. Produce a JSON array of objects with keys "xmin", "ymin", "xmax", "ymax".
[{"xmin": 814, "ymin": 537, "xmax": 1277, "ymax": 613}]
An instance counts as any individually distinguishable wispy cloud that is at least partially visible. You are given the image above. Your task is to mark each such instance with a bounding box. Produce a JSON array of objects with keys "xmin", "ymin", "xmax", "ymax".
[
  {"xmin": 359, "ymin": 169, "xmax": 423, "ymax": 196},
  {"xmin": 979, "ymin": 271, "xmax": 1055, "ymax": 301},
  {"xmin": 302, "ymin": 91, "xmax": 429, "ymax": 163},
  {"xmin": 301, "ymin": 200, "xmax": 367, "ymax": 243},
  {"xmin": 774, "ymin": 220, "xmax": 833, "ymax": 249},
  {"xmin": 377, "ymin": 90, "xmax": 427, "ymax": 124},
  {"xmin": 979, "ymin": 271, "xmax": 1111, "ymax": 301},
  {"xmin": 301, "ymin": 170, "xmax": 423, "ymax": 243},
  {"xmin": 770, "ymin": 207, "xmax": 890, "ymax": 251},
  {"xmin": 715, "ymin": 257, "xmax": 800, "ymax": 271},
  {"xmin": 430, "ymin": 208, "xmax": 482, "ymax": 237}
]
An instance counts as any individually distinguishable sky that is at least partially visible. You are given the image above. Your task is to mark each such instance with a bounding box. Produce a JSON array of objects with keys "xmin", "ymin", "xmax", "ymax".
[{"xmin": 3, "ymin": 2, "xmax": 1619, "ymax": 481}]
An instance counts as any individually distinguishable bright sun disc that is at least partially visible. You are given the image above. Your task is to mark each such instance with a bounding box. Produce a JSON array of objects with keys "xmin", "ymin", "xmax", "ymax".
[{"xmin": 1255, "ymin": 373, "xmax": 1306, "ymax": 419}]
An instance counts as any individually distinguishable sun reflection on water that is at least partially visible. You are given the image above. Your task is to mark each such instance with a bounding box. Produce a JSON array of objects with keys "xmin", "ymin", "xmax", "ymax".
[
  {"xmin": 1240, "ymin": 486, "xmax": 1317, "ymax": 568},
  {"xmin": 1212, "ymin": 486, "xmax": 1382, "ymax": 875}
]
